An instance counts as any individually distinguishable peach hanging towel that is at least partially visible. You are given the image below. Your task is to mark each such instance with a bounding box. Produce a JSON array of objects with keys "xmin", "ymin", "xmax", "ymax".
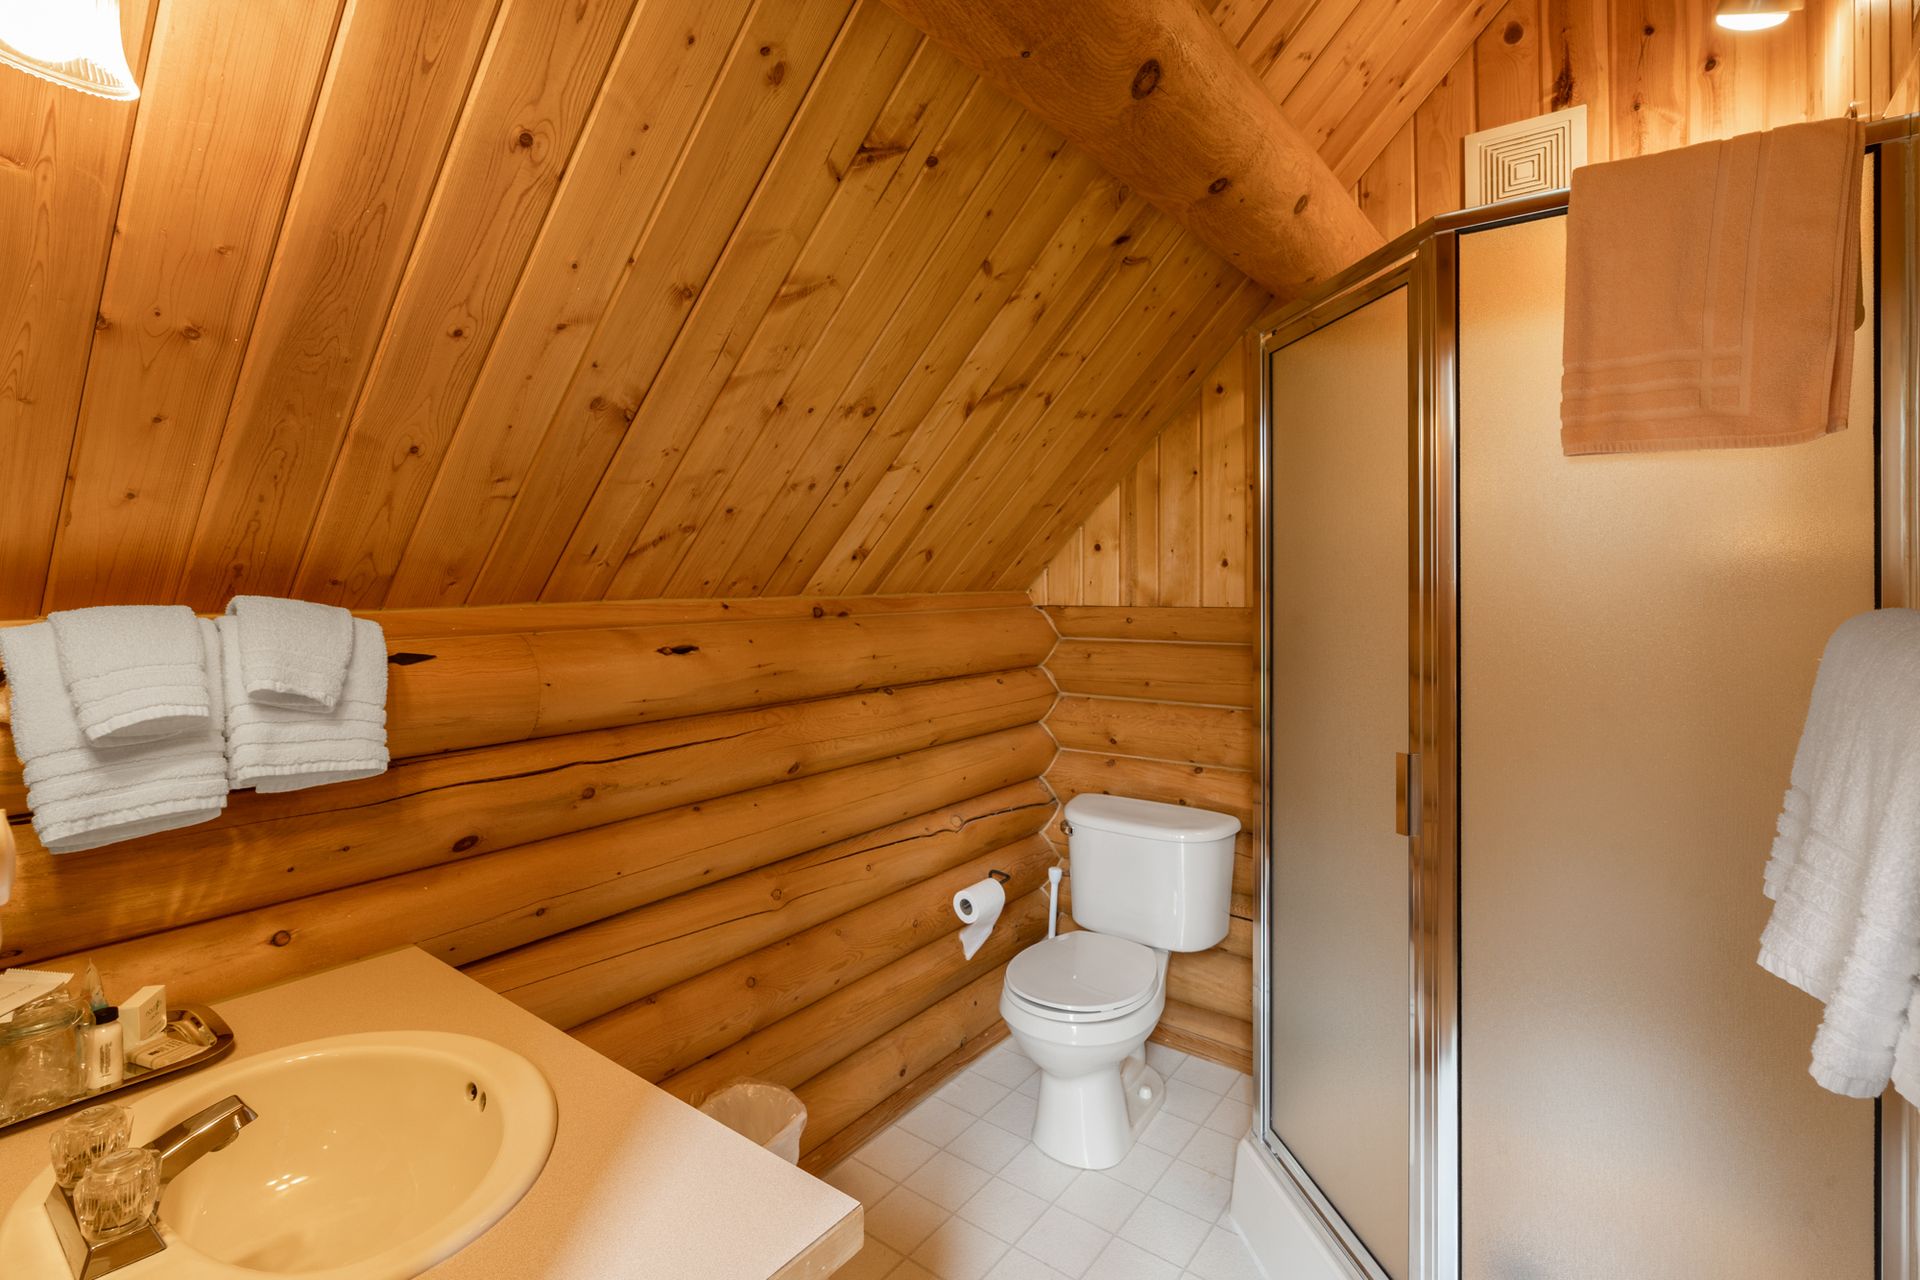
[{"xmin": 1559, "ymin": 118, "xmax": 1864, "ymax": 456}]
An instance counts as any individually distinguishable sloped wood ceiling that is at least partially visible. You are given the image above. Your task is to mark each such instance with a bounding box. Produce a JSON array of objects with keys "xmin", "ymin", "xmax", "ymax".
[
  {"xmin": 0, "ymin": 0, "xmax": 1486, "ymax": 614},
  {"xmin": 1213, "ymin": 0, "xmax": 1497, "ymax": 187}
]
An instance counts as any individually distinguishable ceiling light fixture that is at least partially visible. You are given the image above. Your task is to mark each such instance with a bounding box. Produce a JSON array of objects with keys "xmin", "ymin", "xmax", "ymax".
[
  {"xmin": 1713, "ymin": 0, "xmax": 1800, "ymax": 30},
  {"xmin": 0, "ymin": 0, "xmax": 139, "ymax": 100}
]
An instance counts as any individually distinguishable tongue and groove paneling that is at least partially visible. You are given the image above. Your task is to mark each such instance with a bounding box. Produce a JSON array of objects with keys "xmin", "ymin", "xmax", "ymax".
[{"xmin": 0, "ymin": 0, "xmax": 1459, "ymax": 613}]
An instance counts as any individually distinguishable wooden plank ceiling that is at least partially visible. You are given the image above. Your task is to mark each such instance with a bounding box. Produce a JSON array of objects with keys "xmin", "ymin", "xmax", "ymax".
[{"xmin": 0, "ymin": 0, "xmax": 1494, "ymax": 614}]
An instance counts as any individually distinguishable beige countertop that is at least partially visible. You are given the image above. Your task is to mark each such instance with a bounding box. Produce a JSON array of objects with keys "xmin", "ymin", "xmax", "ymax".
[{"xmin": 0, "ymin": 948, "xmax": 861, "ymax": 1279}]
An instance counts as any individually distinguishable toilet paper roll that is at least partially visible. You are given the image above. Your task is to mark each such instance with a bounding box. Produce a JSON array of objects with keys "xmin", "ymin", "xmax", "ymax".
[{"xmin": 953, "ymin": 877, "xmax": 1005, "ymax": 961}]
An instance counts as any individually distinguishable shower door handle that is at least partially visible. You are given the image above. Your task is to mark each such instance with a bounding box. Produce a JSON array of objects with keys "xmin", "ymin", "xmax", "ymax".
[{"xmin": 1396, "ymin": 752, "xmax": 1421, "ymax": 838}]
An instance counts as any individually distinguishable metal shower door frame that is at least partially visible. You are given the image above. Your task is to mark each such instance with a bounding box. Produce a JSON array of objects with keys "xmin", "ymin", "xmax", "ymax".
[{"xmin": 1255, "ymin": 260, "xmax": 1420, "ymax": 1280}]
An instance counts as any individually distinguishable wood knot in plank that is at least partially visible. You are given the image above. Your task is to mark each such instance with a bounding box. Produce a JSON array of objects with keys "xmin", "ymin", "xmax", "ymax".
[
  {"xmin": 1131, "ymin": 59, "xmax": 1161, "ymax": 99},
  {"xmin": 1551, "ymin": 46, "xmax": 1576, "ymax": 109},
  {"xmin": 656, "ymin": 643, "xmax": 699, "ymax": 655}
]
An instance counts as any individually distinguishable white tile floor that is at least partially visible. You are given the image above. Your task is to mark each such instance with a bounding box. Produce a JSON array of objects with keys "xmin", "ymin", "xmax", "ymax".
[{"xmin": 824, "ymin": 1041, "xmax": 1263, "ymax": 1280}]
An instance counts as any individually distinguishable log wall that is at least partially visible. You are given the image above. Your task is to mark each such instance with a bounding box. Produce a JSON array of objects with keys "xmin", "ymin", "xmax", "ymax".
[
  {"xmin": 1036, "ymin": 606, "xmax": 1260, "ymax": 1073},
  {"xmin": 0, "ymin": 592, "xmax": 1061, "ymax": 1168}
]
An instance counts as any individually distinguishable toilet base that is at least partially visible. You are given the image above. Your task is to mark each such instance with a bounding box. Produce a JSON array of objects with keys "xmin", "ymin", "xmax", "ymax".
[{"xmin": 1031, "ymin": 1052, "xmax": 1166, "ymax": 1170}]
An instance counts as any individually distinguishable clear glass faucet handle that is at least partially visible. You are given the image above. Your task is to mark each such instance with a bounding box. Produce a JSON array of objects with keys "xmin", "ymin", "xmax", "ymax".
[
  {"xmin": 73, "ymin": 1146, "xmax": 159, "ymax": 1242},
  {"xmin": 49, "ymin": 1103, "xmax": 132, "ymax": 1190}
]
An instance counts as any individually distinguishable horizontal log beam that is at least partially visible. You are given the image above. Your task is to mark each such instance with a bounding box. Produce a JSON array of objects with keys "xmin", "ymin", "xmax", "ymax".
[
  {"xmin": 463, "ymin": 809, "xmax": 1048, "ymax": 1034},
  {"xmin": 1047, "ymin": 638, "xmax": 1255, "ymax": 706},
  {"xmin": 468, "ymin": 728, "xmax": 1055, "ymax": 1027},
  {"xmin": 799, "ymin": 1024, "xmax": 1011, "ymax": 1176},
  {"xmin": 1167, "ymin": 947, "xmax": 1253, "ymax": 1020},
  {"xmin": 47, "ymin": 772, "xmax": 1054, "ymax": 1007},
  {"xmin": 795, "ymin": 963, "xmax": 1011, "ymax": 1156},
  {"xmin": 873, "ymin": 0, "xmax": 1381, "ymax": 301},
  {"xmin": 1048, "ymin": 749, "xmax": 1254, "ymax": 827},
  {"xmin": 582, "ymin": 834, "xmax": 1057, "ymax": 1081},
  {"xmin": 661, "ymin": 889, "xmax": 1050, "ymax": 1107},
  {"xmin": 0, "ymin": 605, "xmax": 1056, "ymax": 808},
  {"xmin": 1047, "ymin": 695, "xmax": 1255, "ymax": 769},
  {"xmin": 516, "ymin": 607, "xmax": 1054, "ymax": 739},
  {"xmin": 366, "ymin": 592, "xmax": 1034, "ymax": 638},
  {"xmin": 561, "ymin": 824, "xmax": 1050, "ymax": 1079},
  {"xmin": 1152, "ymin": 999, "xmax": 1253, "ymax": 1074},
  {"xmin": 3, "ymin": 670, "xmax": 1053, "ymax": 964}
]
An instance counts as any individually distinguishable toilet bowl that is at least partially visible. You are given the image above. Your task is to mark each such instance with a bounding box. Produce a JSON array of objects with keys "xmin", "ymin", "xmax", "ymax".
[
  {"xmin": 999, "ymin": 931, "xmax": 1170, "ymax": 1169},
  {"xmin": 1000, "ymin": 794, "xmax": 1239, "ymax": 1171}
]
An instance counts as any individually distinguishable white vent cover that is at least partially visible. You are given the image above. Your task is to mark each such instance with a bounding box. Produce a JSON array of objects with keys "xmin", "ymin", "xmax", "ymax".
[{"xmin": 1464, "ymin": 104, "xmax": 1588, "ymax": 206}]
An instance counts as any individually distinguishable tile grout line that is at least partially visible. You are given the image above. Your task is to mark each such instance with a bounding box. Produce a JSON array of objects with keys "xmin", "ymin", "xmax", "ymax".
[{"xmin": 827, "ymin": 1039, "xmax": 1263, "ymax": 1280}]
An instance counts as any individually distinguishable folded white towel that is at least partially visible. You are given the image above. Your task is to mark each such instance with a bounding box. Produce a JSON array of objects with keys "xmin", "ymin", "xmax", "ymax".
[
  {"xmin": 0, "ymin": 621, "xmax": 227, "ymax": 853},
  {"xmin": 223, "ymin": 596, "xmax": 356, "ymax": 711},
  {"xmin": 218, "ymin": 616, "xmax": 389, "ymax": 793},
  {"xmin": 1758, "ymin": 608, "xmax": 1920, "ymax": 1099},
  {"xmin": 46, "ymin": 605, "xmax": 209, "ymax": 745}
]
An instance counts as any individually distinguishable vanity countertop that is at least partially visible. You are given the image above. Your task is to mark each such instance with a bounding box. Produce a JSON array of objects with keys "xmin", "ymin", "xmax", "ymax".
[{"xmin": 0, "ymin": 947, "xmax": 862, "ymax": 1279}]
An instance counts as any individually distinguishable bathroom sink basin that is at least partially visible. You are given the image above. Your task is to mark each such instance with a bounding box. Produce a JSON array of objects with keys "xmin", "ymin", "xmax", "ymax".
[{"xmin": 0, "ymin": 1031, "xmax": 557, "ymax": 1278}]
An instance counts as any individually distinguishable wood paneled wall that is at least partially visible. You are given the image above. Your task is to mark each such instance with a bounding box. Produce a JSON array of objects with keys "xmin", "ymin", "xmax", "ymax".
[
  {"xmin": 0, "ymin": 594, "xmax": 1061, "ymax": 1166},
  {"xmin": 1352, "ymin": 0, "xmax": 1920, "ymax": 237},
  {"xmin": 0, "ymin": 0, "xmax": 1276, "ymax": 618},
  {"xmin": 1208, "ymin": 0, "xmax": 1505, "ymax": 189},
  {"xmin": 1028, "ymin": 342, "xmax": 1256, "ymax": 610}
]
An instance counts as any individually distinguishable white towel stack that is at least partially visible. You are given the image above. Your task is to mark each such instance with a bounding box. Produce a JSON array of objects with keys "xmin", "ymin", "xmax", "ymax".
[
  {"xmin": 47, "ymin": 605, "xmax": 210, "ymax": 745},
  {"xmin": 219, "ymin": 614, "xmax": 389, "ymax": 793},
  {"xmin": 224, "ymin": 595, "xmax": 357, "ymax": 711},
  {"xmin": 0, "ymin": 621, "xmax": 228, "ymax": 853},
  {"xmin": 0, "ymin": 596, "xmax": 393, "ymax": 854},
  {"xmin": 1758, "ymin": 608, "xmax": 1920, "ymax": 1100}
]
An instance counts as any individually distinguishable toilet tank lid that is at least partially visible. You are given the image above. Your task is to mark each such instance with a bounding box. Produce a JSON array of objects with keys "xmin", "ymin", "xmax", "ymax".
[{"xmin": 1064, "ymin": 794, "xmax": 1240, "ymax": 842}]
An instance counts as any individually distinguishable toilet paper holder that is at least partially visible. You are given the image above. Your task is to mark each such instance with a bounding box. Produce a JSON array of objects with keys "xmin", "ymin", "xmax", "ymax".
[{"xmin": 987, "ymin": 870, "xmax": 1009, "ymax": 884}]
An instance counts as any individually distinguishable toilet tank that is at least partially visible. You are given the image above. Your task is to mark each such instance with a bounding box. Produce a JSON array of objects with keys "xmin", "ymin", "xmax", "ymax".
[{"xmin": 1064, "ymin": 794, "xmax": 1241, "ymax": 951}]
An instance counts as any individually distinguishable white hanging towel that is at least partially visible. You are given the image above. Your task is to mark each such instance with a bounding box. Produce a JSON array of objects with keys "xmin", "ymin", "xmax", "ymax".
[
  {"xmin": 46, "ymin": 605, "xmax": 209, "ymax": 745},
  {"xmin": 0, "ymin": 620, "xmax": 227, "ymax": 853},
  {"xmin": 218, "ymin": 616, "xmax": 389, "ymax": 792},
  {"xmin": 223, "ymin": 595, "xmax": 356, "ymax": 711},
  {"xmin": 1758, "ymin": 608, "xmax": 1920, "ymax": 1099}
]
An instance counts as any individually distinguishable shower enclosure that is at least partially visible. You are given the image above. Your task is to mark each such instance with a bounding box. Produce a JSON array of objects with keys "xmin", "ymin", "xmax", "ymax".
[{"xmin": 1256, "ymin": 119, "xmax": 1919, "ymax": 1280}]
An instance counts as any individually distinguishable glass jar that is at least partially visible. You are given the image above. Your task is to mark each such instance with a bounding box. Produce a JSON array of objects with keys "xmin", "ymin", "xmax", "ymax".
[{"xmin": 0, "ymin": 994, "xmax": 89, "ymax": 1124}]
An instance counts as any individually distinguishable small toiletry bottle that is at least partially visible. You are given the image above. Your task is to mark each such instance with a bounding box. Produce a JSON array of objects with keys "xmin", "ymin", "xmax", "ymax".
[{"xmin": 81, "ymin": 1007, "xmax": 123, "ymax": 1091}]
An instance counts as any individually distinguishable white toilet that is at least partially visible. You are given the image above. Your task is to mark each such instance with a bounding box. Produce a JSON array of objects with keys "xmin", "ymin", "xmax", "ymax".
[{"xmin": 1000, "ymin": 793, "xmax": 1240, "ymax": 1170}]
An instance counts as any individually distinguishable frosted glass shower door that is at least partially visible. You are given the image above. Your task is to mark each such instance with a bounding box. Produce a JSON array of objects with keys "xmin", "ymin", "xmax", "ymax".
[
  {"xmin": 1456, "ymin": 211, "xmax": 1877, "ymax": 1277},
  {"xmin": 1265, "ymin": 284, "xmax": 1411, "ymax": 1280}
]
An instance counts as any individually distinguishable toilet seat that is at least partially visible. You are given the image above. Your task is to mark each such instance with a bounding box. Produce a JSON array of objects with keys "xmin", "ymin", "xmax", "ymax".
[{"xmin": 1004, "ymin": 932, "xmax": 1160, "ymax": 1021}]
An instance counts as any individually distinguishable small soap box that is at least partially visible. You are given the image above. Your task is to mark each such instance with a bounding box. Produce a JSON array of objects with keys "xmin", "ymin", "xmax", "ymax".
[{"xmin": 118, "ymin": 986, "xmax": 166, "ymax": 1050}]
